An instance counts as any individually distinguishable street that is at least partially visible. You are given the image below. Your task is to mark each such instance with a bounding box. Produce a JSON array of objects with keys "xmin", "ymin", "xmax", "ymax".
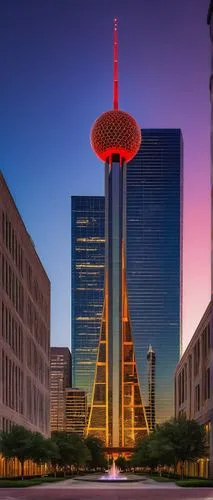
[{"xmin": 0, "ymin": 485, "xmax": 213, "ymax": 500}]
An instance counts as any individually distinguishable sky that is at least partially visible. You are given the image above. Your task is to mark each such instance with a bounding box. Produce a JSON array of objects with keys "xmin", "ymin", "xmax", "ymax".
[{"xmin": 0, "ymin": 0, "xmax": 210, "ymax": 353}]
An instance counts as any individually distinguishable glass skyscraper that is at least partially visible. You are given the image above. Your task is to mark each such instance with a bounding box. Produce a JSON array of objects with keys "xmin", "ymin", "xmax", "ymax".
[
  {"xmin": 71, "ymin": 196, "xmax": 105, "ymax": 403},
  {"xmin": 126, "ymin": 128, "xmax": 183, "ymax": 423},
  {"xmin": 71, "ymin": 130, "xmax": 182, "ymax": 428}
]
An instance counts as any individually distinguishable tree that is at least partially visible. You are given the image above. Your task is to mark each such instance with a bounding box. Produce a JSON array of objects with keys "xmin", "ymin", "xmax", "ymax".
[
  {"xmin": 156, "ymin": 417, "xmax": 207, "ymax": 478},
  {"xmin": 85, "ymin": 436, "xmax": 106, "ymax": 470},
  {"xmin": 30, "ymin": 432, "xmax": 59, "ymax": 470},
  {"xmin": 131, "ymin": 417, "xmax": 207, "ymax": 478},
  {"xmin": 51, "ymin": 432, "xmax": 74, "ymax": 474},
  {"xmin": 68, "ymin": 433, "xmax": 91, "ymax": 471},
  {"xmin": 131, "ymin": 435, "xmax": 159, "ymax": 470},
  {"xmin": 115, "ymin": 456, "xmax": 127, "ymax": 471},
  {"xmin": 51, "ymin": 432, "xmax": 91, "ymax": 473},
  {"xmin": 0, "ymin": 425, "xmax": 33, "ymax": 479}
]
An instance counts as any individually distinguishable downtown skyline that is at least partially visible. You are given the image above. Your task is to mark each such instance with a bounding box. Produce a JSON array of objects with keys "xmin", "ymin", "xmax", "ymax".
[{"xmin": 0, "ymin": 0, "xmax": 210, "ymax": 352}]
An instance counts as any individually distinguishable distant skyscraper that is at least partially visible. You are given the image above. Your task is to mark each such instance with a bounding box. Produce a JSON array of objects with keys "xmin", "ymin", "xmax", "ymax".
[
  {"xmin": 126, "ymin": 129, "xmax": 183, "ymax": 423},
  {"xmin": 65, "ymin": 388, "xmax": 87, "ymax": 437},
  {"xmin": 147, "ymin": 345, "xmax": 156, "ymax": 431},
  {"xmin": 50, "ymin": 347, "xmax": 72, "ymax": 432},
  {"xmin": 71, "ymin": 196, "xmax": 105, "ymax": 402}
]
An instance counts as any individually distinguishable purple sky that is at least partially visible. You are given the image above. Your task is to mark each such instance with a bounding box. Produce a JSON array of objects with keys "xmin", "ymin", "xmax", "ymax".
[{"xmin": 0, "ymin": 0, "xmax": 210, "ymax": 352}]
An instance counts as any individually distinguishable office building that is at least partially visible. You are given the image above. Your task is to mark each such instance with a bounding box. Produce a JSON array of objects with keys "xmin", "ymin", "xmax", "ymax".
[
  {"xmin": 65, "ymin": 388, "xmax": 87, "ymax": 437},
  {"xmin": 72, "ymin": 130, "xmax": 183, "ymax": 428},
  {"xmin": 126, "ymin": 128, "xmax": 183, "ymax": 424},
  {"xmin": 175, "ymin": 2, "xmax": 213, "ymax": 479},
  {"xmin": 0, "ymin": 172, "xmax": 50, "ymax": 437},
  {"xmin": 71, "ymin": 196, "xmax": 105, "ymax": 403},
  {"xmin": 50, "ymin": 347, "xmax": 72, "ymax": 432},
  {"xmin": 175, "ymin": 302, "xmax": 213, "ymax": 478}
]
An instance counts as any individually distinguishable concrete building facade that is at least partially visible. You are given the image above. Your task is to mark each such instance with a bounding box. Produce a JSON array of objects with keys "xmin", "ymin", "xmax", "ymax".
[
  {"xmin": 50, "ymin": 347, "xmax": 72, "ymax": 432},
  {"xmin": 0, "ymin": 172, "xmax": 50, "ymax": 437},
  {"xmin": 175, "ymin": 302, "xmax": 213, "ymax": 478}
]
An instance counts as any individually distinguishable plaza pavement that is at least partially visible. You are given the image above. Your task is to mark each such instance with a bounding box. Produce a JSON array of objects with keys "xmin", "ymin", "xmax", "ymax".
[{"xmin": 0, "ymin": 477, "xmax": 212, "ymax": 500}]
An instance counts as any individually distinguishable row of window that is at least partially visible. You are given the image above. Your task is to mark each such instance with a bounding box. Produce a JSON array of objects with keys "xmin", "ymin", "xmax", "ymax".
[
  {"xmin": 2, "ymin": 211, "xmax": 23, "ymax": 275},
  {"xmin": 194, "ymin": 325, "xmax": 211, "ymax": 377},
  {"xmin": 178, "ymin": 366, "xmax": 210, "ymax": 412},
  {"xmin": 178, "ymin": 363, "xmax": 187, "ymax": 405},
  {"xmin": 26, "ymin": 297, "xmax": 49, "ymax": 354},
  {"xmin": 26, "ymin": 336, "xmax": 49, "ymax": 388},
  {"xmin": 1, "ymin": 301, "xmax": 23, "ymax": 361},
  {"xmin": 1, "ymin": 349, "xmax": 24, "ymax": 414},
  {"xmin": 26, "ymin": 259, "xmax": 48, "ymax": 321},
  {"xmin": 26, "ymin": 376, "xmax": 49, "ymax": 432},
  {"xmin": 1, "ymin": 253, "xmax": 24, "ymax": 320},
  {"xmin": 2, "ymin": 210, "xmax": 48, "ymax": 322},
  {"xmin": 0, "ymin": 254, "xmax": 49, "ymax": 357},
  {"xmin": 1, "ymin": 417, "xmax": 13, "ymax": 433}
]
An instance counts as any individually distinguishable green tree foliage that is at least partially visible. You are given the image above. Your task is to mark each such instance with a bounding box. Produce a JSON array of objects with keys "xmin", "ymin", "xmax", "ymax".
[
  {"xmin": 0, "ymin": 426, "xmax": 92, "ymax": 478},
  {"xmin": 0, "ymin": 426, "xmax": 33, "ymax": 479},
  {"xmin": 157, "ymin": 417, "xmax": 206, "ymax": 477},
  {"xmin": 51, "ymin": 431, "xmax": 90, "ymax": 472},
  {"xmin": 115, "ymin": 456, "xmax": 127, "ymax": 471},
  {"xmin": 85, "ymin": 436, "xmax": 106, "ymax": 469},
  {"xmin": 68, "ymin": 433, "xmax": 91, "ymax": 470},
  {"xmin": 132, "ymin": 434, "xmax": 159, "ymax": 470},
  {"xmin": 132, "ymin": 416, "xmax": 207, "ymax": 477},
  {"xmin": 30, "ymin": 433, "xmax": 59, "ymax": 467}
]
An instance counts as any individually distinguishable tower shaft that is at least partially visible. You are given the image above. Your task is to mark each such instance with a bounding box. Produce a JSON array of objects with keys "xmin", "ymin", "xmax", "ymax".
[
  {"xmin": 106, "ymin": 160, "xmax": 123, "ymax": 446},
  {"xmin": 87, "ymin": 159, "xmax": 149, "ymax": 450}
]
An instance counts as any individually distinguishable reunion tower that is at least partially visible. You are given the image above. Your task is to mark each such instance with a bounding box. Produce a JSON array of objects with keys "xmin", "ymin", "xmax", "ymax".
[{"xmin": 87, "ymin": 19, "xmax": 149, "ymax": 452}]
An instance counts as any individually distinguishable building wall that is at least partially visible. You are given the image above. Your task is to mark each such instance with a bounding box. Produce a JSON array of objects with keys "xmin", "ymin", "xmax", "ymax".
[
  {"xmin": 71, "ymin": 196, "xmax": 105, "ymax": 403},
  {"xmin": 175, "ymin": 302, "xmax": 213, "ymax": 478},
  {"xmin": 126, "ymin": 129, "xmax": 183, "ymax": 424},
  {"xmin": 65, "ymin": 388, "xmax": 87, "ymax": 437},
  {"xmin": 0, "ymin": 172, "xmax": 50, "ymax": 437},
  {"xmin": 50, "ymin": 347, "xmax": 72, "ymax": 432}
]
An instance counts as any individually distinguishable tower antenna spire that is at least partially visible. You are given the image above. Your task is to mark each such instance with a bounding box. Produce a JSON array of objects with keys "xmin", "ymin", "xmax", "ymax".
[{"xmin": 113, "ymin": 18, "xmax": 119, "ymax": 110}]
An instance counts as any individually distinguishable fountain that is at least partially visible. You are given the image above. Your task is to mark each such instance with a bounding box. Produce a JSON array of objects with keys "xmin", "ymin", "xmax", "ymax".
[
  {"xmin": 100, "ymin": 460, "xmax": 127, "ymax": 481},
  {"xmin": 73, "ymin": 458, "xmax": 146, "ymax": 483}
]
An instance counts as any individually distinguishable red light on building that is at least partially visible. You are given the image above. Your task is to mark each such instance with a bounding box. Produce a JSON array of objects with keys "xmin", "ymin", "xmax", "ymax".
[
  {"xmin": 90, "ymin": 109, "xmax": 141, "ymax": 163},
  {"xmin": 90, "ymin": 18, "xmax": 141, "ymax": 165}
]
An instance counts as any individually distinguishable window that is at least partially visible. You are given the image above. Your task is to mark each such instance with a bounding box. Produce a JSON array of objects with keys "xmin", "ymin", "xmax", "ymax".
[
  {"xmin": 195, "ymin": 384, "xmax": 200, "ymax": 412},
  {"xmin": 194, "ymin": 339, "xmax": 200, "ymax": 376},
  {"xmin": 204, "ymin": 368, "xmax": 210, "ymax": 401},
  {"xmin": 204, "ymin": 421, "xmax": 211, "ymax": 447},
  {"xmin": 184, "ymin": 363, "xmax": 187, "ymax": 401}
]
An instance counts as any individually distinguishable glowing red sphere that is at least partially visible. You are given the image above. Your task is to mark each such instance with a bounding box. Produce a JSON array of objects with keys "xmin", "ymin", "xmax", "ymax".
[{"xmin": 90, "ymin": 109, "xmax": 141, "ymax": 163}]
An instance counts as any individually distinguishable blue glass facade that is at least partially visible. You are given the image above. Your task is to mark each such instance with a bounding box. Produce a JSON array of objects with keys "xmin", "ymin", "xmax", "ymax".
[
  {"xmin": 72, "ymin": 130, "xmax": 182, "ymax": 424},
  {"xmin": 126, "ymin": 129, "xmax": 183, "ymax": 423},
  {"xmin": 71, "ymin": 196, "xmax": 105, "ymax": 403}
]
